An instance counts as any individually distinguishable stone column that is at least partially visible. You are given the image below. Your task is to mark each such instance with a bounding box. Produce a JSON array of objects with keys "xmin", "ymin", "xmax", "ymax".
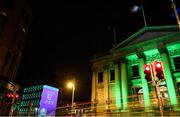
[
  {"xmin": 103, "ymin": 65, "xmax": 109, "ymax": 110},
  {"xmin": 161, "ymin": 53, "xmax": 178, "ymax": 108},
  {"xmin": 159, "ymin": 45, "xmax": 178, "ymax": 109},
  {"xmin": 137, "ymin": 47, "xmax": 151, "ymax": 111},
  {"xmin": 120, "ymin": 59, "xmax": 128, "ymax": 110},
  {"xmin": 114, "ymin": 63, "xmax": 121, "ymax": 110},
  {"xmin": 138, "ymin": 58, "xmax": 151, "ymax": 111},
  {"xmin": 91, "ymin": 68, "xmax": 97, "ymax": 111}
]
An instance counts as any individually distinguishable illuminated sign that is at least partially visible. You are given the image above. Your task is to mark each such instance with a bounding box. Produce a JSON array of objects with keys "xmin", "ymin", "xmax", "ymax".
[{"xmin": 39, "ymin": 85, "xmax": 59, "ymax": 116}]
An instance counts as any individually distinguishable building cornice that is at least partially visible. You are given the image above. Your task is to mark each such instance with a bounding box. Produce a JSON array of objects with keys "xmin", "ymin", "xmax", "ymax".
[
  {"xmin": 114, "ymin": 25, "xmax": 179, "ymax": 49},
  {"xmin": 91, "ymin": 25, "xmax": 180, "ymax": 64}
]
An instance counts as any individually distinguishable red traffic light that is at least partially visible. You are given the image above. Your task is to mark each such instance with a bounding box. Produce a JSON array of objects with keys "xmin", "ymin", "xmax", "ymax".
[
  {"xmin": 144, "ymin": 64, "xmax": 152, "ymax": 82},
  {"xmin": 154, "ymin": 61, "xmax": 165, "ymax": 80},
  {"xmin": 6, "ymin": 93, "xmax": 13, "ymax": 98},
  {"xmin": 155, "ymin": 62, "xmax": 162, "ymax": 69},
  {"xmin": 154, "ymin": 61, "xmax": 163, "ymax": 72},
  {"xmin": 15, "ymin": 94, "xmax": 19, "ymax": 98},
  {"xmin": 144, "ymin": 65, "xmax": 150, "ymax": 71},
  {"xmin": 6, "ymin": 93, "xmax": 10, "ymax": 97},
  {"xmin": 156, "ymin": 62, "xmax": 161, "ymax": 68}
]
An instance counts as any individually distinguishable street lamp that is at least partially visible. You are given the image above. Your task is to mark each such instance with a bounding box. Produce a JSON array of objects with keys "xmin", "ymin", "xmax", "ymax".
[{"xmin": 67, "ymin": 81, "xmax": 75, "ymax": 113}]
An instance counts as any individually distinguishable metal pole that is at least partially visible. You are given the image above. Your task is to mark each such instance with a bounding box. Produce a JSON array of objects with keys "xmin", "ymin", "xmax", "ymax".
[
  {"xmin": 71, "ymin": 82, "xmax": 75, "ymax": 113},
  {"xmin": 141, "ymin": 4, "xmax": 147, "ymax": 27},
  {"xmin": 113, "ymin": 28, "xmax": 117, "ymax": 46},
  {"xmin": 141, "ymin": 1, "xmax": 147, "ymax": 27},
  {"xmin": 170, "ymin": 0, "xmax": 180, "ymax": 29},
  {"xmin": 155, "ymin": 81, "xmax": 164, "ymax": 117},
  {"xmin": 151, "ymin": 61, "xmax": 164, "ymax": 116}
]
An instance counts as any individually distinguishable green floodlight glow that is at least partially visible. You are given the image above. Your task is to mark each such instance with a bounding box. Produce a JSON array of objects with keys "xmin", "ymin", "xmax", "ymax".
[
  {"xmin": 144, "ymin": 49, "xmax": 159, "ymax": 56},
  {"xmin": 139, "ymin": 58, "xmax": 151, "ymax": 110},
  {"xmin": 115, "ymin": 25, "xmax": 179, "ymax": 51},
  {"xmin": 115, "ymin": 86, "xmax": 121, "ymax": 109},
  {"xmin": 126, "ymin": 54, "xmax": 138, "ymax": 60},
  {"xmin": 114, "ymin": 64, "xmax": 121, "ymax": 109},
  {"xmin": 165, "ymin": 44, "xmax": 180, "ymax": 107},
  {"xmin": 161, "ymin": 54, "xmax": 177, "ymax": 106},
  {"xmin": 121, "ymin": 63, "xmax": 128, "ymax": 110},
  {"xmin": 167, "ymin": 43, "xmax": 180, "ymax": 51}
]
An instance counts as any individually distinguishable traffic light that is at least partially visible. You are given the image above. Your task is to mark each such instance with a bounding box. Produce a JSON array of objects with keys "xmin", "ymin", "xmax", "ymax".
[
  {"xmin": 4, "ymin": 93, "xmax": 13, "ymax": 104},
  {"xmin": 154, "ymin": 61, "xmax": 164, "ymax": 80},
  {"xmin": 144, "ymin": 64, "xmax": 152, "ymax": 82}
]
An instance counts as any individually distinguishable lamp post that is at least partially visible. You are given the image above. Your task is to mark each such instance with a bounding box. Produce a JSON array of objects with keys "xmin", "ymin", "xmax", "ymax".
[{"xmin": 67, "ymin": 80, "xmax": 75, "ymax": 113}]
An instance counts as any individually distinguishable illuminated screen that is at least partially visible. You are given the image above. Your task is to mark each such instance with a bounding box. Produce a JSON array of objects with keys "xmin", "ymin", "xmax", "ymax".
[{"xmin": 39, "ymin": 85, "xmax": 59, "ymax": 116}]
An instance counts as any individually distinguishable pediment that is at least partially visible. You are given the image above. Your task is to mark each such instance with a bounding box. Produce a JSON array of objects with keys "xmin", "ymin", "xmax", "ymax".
[{"xmin": 115, "ymin": 25, "xmax": 180, "ymax": 49}]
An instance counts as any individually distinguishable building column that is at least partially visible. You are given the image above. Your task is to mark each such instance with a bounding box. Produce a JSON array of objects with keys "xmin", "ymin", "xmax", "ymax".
[
  {"xmin": 138, "ymin": 58, "xmax": 151, "ymax": 111},
  {"xmin": 120, "ymin": 61, "xmax": 128, "ymax": 110},
  {"xmin": 161, "ymin": 53, "xmax": 178, "ymax": 108},
  {"xmin": 91, "ymin": 68, "xmax": 97, "ymax": 111},
  {"xmin": 103, "ymin": 66, "xmax": 109, "ymax": 110},
  {"xmin": 114, "ymin": 63, "xmax": 121, "ymax": 110}
]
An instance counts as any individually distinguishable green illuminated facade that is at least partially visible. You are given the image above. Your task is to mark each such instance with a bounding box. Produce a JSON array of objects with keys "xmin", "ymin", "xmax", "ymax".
[{"xmin": 91, "ymin": 25, "xmax": 180, "ymax": 112}]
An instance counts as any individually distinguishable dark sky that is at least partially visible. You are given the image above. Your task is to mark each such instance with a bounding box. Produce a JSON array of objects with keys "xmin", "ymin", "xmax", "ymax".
[{"xmin": 17, "ymin": 0, "xmax": 179, "ymax": 103}]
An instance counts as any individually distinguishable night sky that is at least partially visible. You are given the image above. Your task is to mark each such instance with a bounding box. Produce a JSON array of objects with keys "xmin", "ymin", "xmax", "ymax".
[{"xmin": 17, "ymin": 0, "xmax": 179, "ymax": 103}]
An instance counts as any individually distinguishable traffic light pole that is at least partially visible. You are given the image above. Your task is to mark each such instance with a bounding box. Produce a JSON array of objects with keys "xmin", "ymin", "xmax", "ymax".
[
  {"xmin": 154, "ymin": 80, "xmax": 164, "ymax": 117},
  {"xmin": 145, "ymin": 62, "xmax": 164, "ymax": 116},
  {"xmin": 151, "ymin": 61, "xmax": 164, "ymax": 117}
]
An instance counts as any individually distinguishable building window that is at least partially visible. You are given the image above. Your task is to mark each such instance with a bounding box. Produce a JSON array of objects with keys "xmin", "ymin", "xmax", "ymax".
[
  {"xmin": 132, "ymin": 65, "xmax": 139, "ymax": 77},
  {"xmin": 177, "ymin": 82, "xmax": 180, "ymax": 94},
  {"xmin": 0, "ymin": 13, "xmax": 7, "ymax": 35},
  {"xmin": 8, "ymin": 55, "xmax": 17, "ymax": 79},
  {"xmin": 173, "ymin": 56, "xmax": 180, "ymax": 71},
  {"xmin": 1, "ymin": 50, "xmax": 11, "ymax": 73},
  {"xmin": 98, "ymin": 72, "xmax": 103, "ymax": 83},
  {"xmin": 110, "ymin": 70, "xmax": 115, "ymax": 81}
]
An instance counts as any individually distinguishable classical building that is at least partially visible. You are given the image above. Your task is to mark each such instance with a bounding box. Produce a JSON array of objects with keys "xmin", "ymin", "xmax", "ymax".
[
  {"xmin": 0, "ymin": 0, "xmax": 31, "ymax": 115},
  {"xmin": 91, "ymin": 25, "xmax": 180, "ymax": 112}
]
